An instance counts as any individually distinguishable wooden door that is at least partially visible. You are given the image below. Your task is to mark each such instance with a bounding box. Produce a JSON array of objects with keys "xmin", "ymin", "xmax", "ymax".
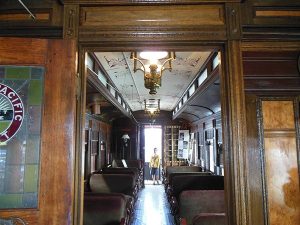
[{"xmin": 0, "ymin": 38, "xmax": 77, "ymax": 225}]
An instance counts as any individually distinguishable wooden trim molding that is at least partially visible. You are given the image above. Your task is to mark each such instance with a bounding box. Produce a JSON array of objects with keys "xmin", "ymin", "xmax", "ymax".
[
  {"xmin": 63, "ymin": 4, "xmax": 79, "ymax": 39},
  {"xmin": 264, "ymin": 129, "xmax": 296, "ymax": 138},
  {"xmin": 242, "ymin": 41, "xmax": 300, "ymax": 51},
  {"xmin": 222, "ymin": 40, "xmax": 249, "ymax": 225},
  {"xmin": 64, "ymin": 0, "xmax": 244, "ymax": 5},
  {"xmin": 255, "ymin": 10, "xmax": 300, "ymax": 17},
  {"xmin": 0, "ymin": 13, "xmax": 50, "ymax": 21},
  {"xmin": 226, "ymin": 3, "xmax": 242, "ymax": 40}
]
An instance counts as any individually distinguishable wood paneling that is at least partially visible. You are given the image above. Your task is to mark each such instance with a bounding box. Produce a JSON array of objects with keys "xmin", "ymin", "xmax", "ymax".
[
  {"xmin": 243, "ymin": 51, "xmax": 299, "ymax": 77},
  {"xmin": 241, "ymin": 1, "xmax": 300, "ymax": 39},
  {"xmin": 262, "ymin": 100, "xmax": 300, "ymax": 225},
  {"xmin": 264, "ymin": 136, "xmax": 300, "ymax": 225},
  {"xmin": 243, "ymin": 51, "xmax": 300, "ymax": 93},
  {"xmin": 39, "ymin": 39, "xmax": 76, "ymax": 224},
  {"xmin": 0, "ymin": 1, "xmax": 64, "ymax": 38},
  {"xmin": 255, "ymin": 10, "xmax": 300, "ymax": 17},
  {"xmin": 245, "ymin": 95, "xmax": 265, "ymax": 225},
  {"xmin": 80, "ymin": 5, "xmax": 224, "ymax": 27},
  {"xmin": 0, "ymin": 38, "xmax": 77, "ymax": 225},
  {"xmin": 65, "ymin": 0, "xmax": 244, "ymax": 4},
  {"xmin": 78, "ymin": 5, "xmax": 227, "ymax": 42},
  {"xmin": 222, "ymin": 40, "xmax": 248, "ymax": 225},
  {"xmin": 0, "ymin": 13, "xmax": 50, "ymax": 21},
  {"xmin": 241, "ymin": 1, "xmax": 300, "ymax": 25},
  {"xmin": 0, "ymin": 38, "xmax": 47, "ymax": 65},
  {"xmin": 262, "ymin": 101, "xmax": 295, "ymax": 129}
]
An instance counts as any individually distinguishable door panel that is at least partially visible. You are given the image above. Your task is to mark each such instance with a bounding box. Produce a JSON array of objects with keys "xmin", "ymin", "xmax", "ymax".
[{"xmin": 0, "ymin": 38, "xmax": 77, "ymax": 225}]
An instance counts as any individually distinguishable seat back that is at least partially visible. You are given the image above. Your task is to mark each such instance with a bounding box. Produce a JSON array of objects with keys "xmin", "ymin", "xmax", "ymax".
[
  {"xmin": 126, "ymin": 160, "xmax": 143, "ymax": 170},
  {"xmin": 172, "ymin": 175, "xmax": 224, "ymax": 199},
  {"xmin": 112, "ymin": 159, "xmax": 143, "ymax": 170},
  {"xmin": 179, "ymin": 190, "xmax": 225, "ymax": 225},
  {"xmin": 84, "ymin": 192, "xmax": 126, "ymax": 225},
  {"xmin": 102, "ymin": 167, "xmax": 139, "ymax": 180},
  {"xmin": 89, "ymin": 173, "xmax": 136, "ymax": 196},
  {"xmin": 166, "ymin": 166, "xmax": 202, "ymax": 182},
  {"xmin": 168, "ymin": 172, "xmax": 212, "ymax": 186}
]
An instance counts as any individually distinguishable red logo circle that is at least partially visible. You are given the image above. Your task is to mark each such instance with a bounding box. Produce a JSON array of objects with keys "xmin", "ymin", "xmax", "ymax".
[{"xmin": 0, "ymin": 83, "xmax": 24, "ymax": 142}]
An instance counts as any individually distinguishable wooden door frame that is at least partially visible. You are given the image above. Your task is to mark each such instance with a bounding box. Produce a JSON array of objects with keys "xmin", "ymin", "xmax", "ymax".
[
  {"xmin": 75, "ymin": 41, "xmax": 246, "ymax": 225},
  {"xmin": 69, "ymin": 2, "xmax": 248, "ymax": 225}
]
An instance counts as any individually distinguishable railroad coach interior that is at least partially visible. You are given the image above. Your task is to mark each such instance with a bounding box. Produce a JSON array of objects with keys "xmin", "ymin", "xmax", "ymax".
[{"xmin": 0, "ymin": 1, "xmax": 299, "ymax": 225}]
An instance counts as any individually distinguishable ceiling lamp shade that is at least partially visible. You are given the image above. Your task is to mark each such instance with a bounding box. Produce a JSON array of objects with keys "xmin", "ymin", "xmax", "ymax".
[
  {"xmin": 131, "ymin": 51, "xmax": 175, "ymax": 95},
  {"xmin": 144, "ymin": 99, "xmax": 160, "ymax": 117}
]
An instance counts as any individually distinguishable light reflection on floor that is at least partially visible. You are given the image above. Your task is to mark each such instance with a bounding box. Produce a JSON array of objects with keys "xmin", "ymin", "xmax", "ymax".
[{"xmin": 130, "ymin": 183, "xmax": 175, "ymax": 225}]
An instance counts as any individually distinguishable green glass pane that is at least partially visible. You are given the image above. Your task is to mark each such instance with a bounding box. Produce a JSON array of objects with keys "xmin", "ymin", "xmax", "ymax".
[
  {"xmin": 31, "ymin": 67, "xmax": 44, "ymax": 79},
  {"xmin": 0, "ymin": 194, "xmax": 23, "ymax": 208},
  {"xmin": 0, "ymin": 121, "xmax": 11, "ymax": 133},
  {"xmin": 24, "ymin": 165, "xmax": 38, "ymax": 193},
  {"xmin": 28, "ymin": 80, "xmax": 42, "ymax": 105},
  {"xmin": 5, "ymin": 67, "xmax": 30, "ymax": 79},
  {"xmin": 26, "ymin": 135, "xmax": 40, "ymax": 164}
]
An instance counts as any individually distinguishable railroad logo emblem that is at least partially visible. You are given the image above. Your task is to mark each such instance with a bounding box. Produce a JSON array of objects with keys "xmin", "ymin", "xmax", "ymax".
[{"xmin": 0, "ymin": 83, "xmax": 24, "ymax": 142}]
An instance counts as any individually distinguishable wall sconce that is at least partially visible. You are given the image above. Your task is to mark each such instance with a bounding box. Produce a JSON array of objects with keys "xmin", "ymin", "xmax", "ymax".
[
  {"xmin": 131, "ymin": 51, "xmax": 176, "ymax": 95},
  {"xmin": 144, "ymin": 99, "xmax": 160, "ymax": 120},
  {"xmin": 121, "ymin": 133, "xmax": 130, "ymax": 147}
]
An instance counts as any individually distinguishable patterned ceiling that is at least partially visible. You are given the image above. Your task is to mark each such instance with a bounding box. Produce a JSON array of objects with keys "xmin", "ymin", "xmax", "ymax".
[{"xmin": 94, "ymin": 51, "xmax": 211, "ymax": 112}]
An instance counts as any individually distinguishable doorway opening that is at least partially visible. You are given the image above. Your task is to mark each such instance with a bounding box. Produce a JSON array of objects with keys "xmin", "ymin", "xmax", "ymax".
[
  {"xmin": 80, "ymin": 47, "xmax": 229, "ymax": 225},
  {"xmin": 144, "ymin": 125, "xmax": 162, "ymax": 183}
]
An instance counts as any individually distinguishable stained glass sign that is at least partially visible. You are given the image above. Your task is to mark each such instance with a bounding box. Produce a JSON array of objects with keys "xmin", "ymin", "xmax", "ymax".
[{"xmin": 0, "ymin": 66, "xmax": 44, "ymax": 209}]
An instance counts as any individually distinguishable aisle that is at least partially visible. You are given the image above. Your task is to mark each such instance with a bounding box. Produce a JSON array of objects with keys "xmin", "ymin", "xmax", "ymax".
[{"xmin": 130, "ymin": 183, "xmax": 176, "ymax": 225}]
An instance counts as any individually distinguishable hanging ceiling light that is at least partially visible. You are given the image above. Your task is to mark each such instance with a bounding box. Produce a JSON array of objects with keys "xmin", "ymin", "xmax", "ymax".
[
  {"xmin": 144, "ymin": 99, "xmax": 160, "ymax": 120},
  {"xmin": 131, "ymin": 51, "xmax": 176, "ymax": 95}
]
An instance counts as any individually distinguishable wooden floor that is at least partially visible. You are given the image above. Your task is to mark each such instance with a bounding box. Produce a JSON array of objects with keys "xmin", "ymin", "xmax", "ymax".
[{"xmin": 130, "ymin": 182, "xmax": 176, "ymax": 225}]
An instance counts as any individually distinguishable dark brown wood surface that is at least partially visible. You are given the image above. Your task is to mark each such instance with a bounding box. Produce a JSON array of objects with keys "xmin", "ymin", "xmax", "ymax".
[
  {"xmin": 243, "ymin": 51, "xmax": 300, "ymax": 93},
  {"xmin": 245, "ymin": 95, "xmax": 265, "ymax": 225},
  {"xmin": 0, "ymin": 38, "xmax": 77, "ymax": 225}
]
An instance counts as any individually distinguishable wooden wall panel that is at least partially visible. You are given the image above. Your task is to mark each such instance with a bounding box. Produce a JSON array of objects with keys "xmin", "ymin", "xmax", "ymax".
[
  {"xmin": 39, "ymin": 39, "xmax": 77, "ymax": 225},
  {"xmin": 241, "ymin": 1, "xmax": 300, "ymax": 26},
  {"xmin": 243, "ymin": 51, "xmax": 300, "ymax": 92},
  {"xmin": 262, "ymin": 100, "xmax": 300, "ymax": 225},
  {"xmin": 84, "ymin": 115, "xmax": 112, "ymax": 169},
  {"xmin": 241, "ymin": 1, "xmax": 300, "ymax": 39},
  {"xmin": 0, "ymin": 38, "xmax": 47, "ymax": 65},
  {"xmin": 78, "ymin": 5, "xmax": 227, "ymax": 42},
  {"xmin": 80, "ymin": 5, "xmax": 225, "ymax": 27},
  {"xmin": 262, "ymin": 101, "xmax": 295, "ymax": 130},
  {"xmin": 245, "ymin": 95, "xmax": 265, "ymax": 225},
  {"xmin": 0, "ymin": 38, "xmax": 77, "ymax": 225}
]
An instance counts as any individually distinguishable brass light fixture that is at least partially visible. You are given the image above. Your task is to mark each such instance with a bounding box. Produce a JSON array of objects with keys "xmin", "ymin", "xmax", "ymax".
[
  {"xmin": 144, "ymin": 99, "xmax": 160, "ymax": 120},
  {"xmin": 131, "ymin": 51, "xmax": 175, "ymax": 95}
]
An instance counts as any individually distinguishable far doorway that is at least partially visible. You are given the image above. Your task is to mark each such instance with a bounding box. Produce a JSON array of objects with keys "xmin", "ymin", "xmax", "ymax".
[{"xmin": 144, "ymin": 125, "xmax": 162, "ymax": 182}]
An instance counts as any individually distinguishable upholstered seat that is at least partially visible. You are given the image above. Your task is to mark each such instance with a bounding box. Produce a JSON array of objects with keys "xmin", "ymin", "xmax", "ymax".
[
  {"xmin": 83, "ymin": 192, "xmax": 128, "ymax": 225},
  {"xmin": 89, "ymin": 173, "xmax": 137, "ymax": 197},
  {"xmin": 179, "ymin": 190, "xmax": 225, "ymax": 225}
]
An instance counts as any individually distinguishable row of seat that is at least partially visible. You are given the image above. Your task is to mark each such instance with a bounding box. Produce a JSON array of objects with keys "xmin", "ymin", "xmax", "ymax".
[
  {"xmin": 163, "ymin": 166, "xmax": 225, "ymax": 225},
  {"xmin": 83, "ymin": 159, "xmax": 144, "ymax": 225}
]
